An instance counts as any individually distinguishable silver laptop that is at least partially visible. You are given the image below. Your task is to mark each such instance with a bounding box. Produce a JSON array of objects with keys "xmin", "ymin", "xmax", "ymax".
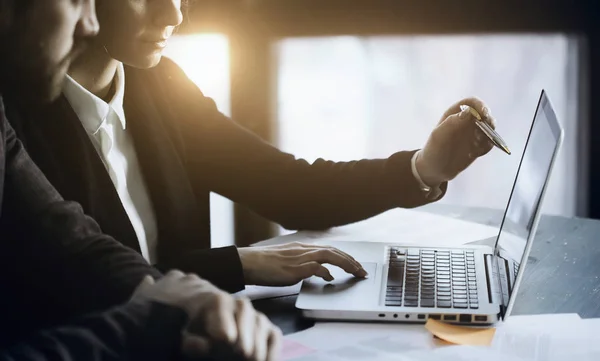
[{"xmin": 296, "ymin": 90, "xmax": 564, "ymax": 324}]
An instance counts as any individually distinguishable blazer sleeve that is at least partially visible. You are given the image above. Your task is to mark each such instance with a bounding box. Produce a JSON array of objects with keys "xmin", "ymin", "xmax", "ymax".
[
  {"xmin": 1, "ymin": 110, "xmax": 162, "ymax": 319},
  {"xmin": 0, "ymin": 300, "xmax": 188, "ymax": 361},
  {"xmin": 159, "ymin": 58, "xmax": 447, "ymax": 231},
  {"xmin": 155, "ymin": 246, "xmax": 245, "ymax": 294}
]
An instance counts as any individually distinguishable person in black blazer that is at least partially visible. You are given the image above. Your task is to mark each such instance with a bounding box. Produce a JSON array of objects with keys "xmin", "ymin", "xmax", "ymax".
[
  {"xmin": 0, "ymin": 0, "xmax": 280, "ymax": 360},
  {"xmin": 5, "ymin": 0, "xmax": 496, "ymax": 294}
]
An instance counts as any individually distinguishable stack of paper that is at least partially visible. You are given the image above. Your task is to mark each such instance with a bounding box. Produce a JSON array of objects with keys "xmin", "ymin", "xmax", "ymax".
[{"xmin": 281, "ymin": 314, "xmax": 600, "ymax": 361}]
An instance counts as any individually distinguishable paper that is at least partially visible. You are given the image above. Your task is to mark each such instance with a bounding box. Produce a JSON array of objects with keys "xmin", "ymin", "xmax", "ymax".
[
  {"xmin": 285, "ymin": 322, "xmax": 437, "ymax": 353},
  {"xmin": 281, "ymin": 339, "xmax": 316, "ymax": 360},
  {"xmin": 391, "ymin": 345, "xmax": 529, "ymax": 361},
  {"xmin": 492, "ymin": 315, "xmax": 600, "ymax": 361},
  {"xmin": 424, "ymin": 319, "xmax": 496, "ymax": 346},
  {"xmin": 233, "ymin": 283, "xmax": 301, "ymax": 301},
  {"xmin": 282, "ymin": 315, "xmax": 599, "ymax": 361},
  {"xmin": 254, "ymin": 208, "xmax": 500, "ymax": 248}
]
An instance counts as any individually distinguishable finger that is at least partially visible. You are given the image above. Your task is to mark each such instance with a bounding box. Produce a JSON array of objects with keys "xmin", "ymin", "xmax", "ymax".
[
  {"xmin": 266, "ymin": 326, "xmax": 283, "ymax": 361},
  {"xmin": 473, "ymin": 139, "xmax": 494, "ymax": 157},
  {"xmin": 234, "ymin": 298, "xmax": 256, "ymax": 359},
  {"xmin": 295, "ymin": 261, "xmax": 334, "ymax": 281},
  {"xmin": 293, "ymin": 245, "xmax": 365, "ymax": 276},
  {"xmin": 439, "ymin": 96, "xmax": 483, "ymax": 123},
  {"xmin": 456, "ymin": 97, "xmax": 487, "ymax": 118},
  {"xmin": 474, "ymin": 128, "xmax": 483, "ymax": 142},
  {"xmin": 164, "ymin": 269, "xmax": 186, "ymax": 280},
  {"xmin": 300, "ymin": 249, "xmax": 362, "ymax": 276},
  {"xmin": 442, "ymin": 97, "xmax": 496, "ymax": 129},
  {"xmin": 205, "ymin": 293, "xmax": 238, "ymax": 344},
  {"xmin": 181, "ymin": 334, "xmax": 211, "ymax": 359},
  {"xmin": 253, "ymin": 313, "xmax": 271, "ymax": 361},
  {"xmin": 131, "ymin": 275, "xmax": 155, "ymax": 299},
  {"xmin": 482, "ymin": 107, "xmax": 497, "ymax": 128},
  {"xmin": 327, "ymin": 248, "xmax": 367, "ymax": 277},
  {"xmin": 182, "ymin": 272, "xmax": 202, "ymax": 283}
]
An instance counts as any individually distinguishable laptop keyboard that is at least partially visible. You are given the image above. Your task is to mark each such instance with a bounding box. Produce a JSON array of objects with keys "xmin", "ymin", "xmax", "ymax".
[{"xmin": 385, "ymin": 248, "xmax": 479, "ymax": 309}]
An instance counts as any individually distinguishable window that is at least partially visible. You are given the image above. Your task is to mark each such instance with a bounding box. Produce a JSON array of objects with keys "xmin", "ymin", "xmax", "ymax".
[
  {"xmin": 164, "ymin": 34, "xmax": 234, "ymax": 248},
  {"xmin": 275, "ymin": 35, "xmax": 579, "ymax": 234}
]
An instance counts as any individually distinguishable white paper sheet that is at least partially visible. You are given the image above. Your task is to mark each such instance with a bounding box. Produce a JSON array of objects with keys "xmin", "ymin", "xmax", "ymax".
[
  {"xmin": 254, "ymin": 208, "xmax": 500, "ymax": 249},
  {"xmin": 283, "ymin": 322, "xmax": 440, "ymax": 360},
  {"xmin": 282, "ymin": 314, "xmax": 596, "ymax": 361},
  {"xmin": 233, "ymin": 283, "xmax": 301, "ymax": 301}
]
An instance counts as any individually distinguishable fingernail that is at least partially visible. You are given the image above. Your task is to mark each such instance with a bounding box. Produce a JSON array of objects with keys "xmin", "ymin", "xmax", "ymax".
[
  {"xmin": 483, "ymin": 107, "xmax": 492, "ymax": 118},
  {"xmin": 460, "ymin": 109, "xmax": 470, "ymax": 119},
  {"xmin": 357, "ymin": 268, "xmax": 368, "ymax": 278}
]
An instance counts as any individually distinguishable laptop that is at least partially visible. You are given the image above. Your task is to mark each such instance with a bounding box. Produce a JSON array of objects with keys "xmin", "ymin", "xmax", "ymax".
[{"xmin": 296, "ymin": 90, "xmax": 564, "ymax": 324}]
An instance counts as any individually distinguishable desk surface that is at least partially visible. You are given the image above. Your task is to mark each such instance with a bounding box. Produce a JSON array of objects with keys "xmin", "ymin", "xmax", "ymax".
[{"xmin": 253, "ymin": 204, "xmax": 600, "ymax": 335}]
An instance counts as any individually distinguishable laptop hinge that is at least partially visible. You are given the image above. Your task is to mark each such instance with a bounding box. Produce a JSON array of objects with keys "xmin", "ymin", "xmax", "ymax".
[{"xmin": 484, "ymin": 254, "xmax": 506, "ymax": 319}]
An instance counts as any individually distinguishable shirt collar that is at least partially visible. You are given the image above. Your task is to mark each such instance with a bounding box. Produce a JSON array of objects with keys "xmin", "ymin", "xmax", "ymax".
[{"xmin": 63, "ymin": 62, "xmax": 127, "ymax": 135}]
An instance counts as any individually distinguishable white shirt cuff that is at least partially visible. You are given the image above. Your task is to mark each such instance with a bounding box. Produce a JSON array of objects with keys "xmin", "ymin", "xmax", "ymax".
[{"xmin": 410, "ymin": 151, "xmax": 442, "ymax": 200}]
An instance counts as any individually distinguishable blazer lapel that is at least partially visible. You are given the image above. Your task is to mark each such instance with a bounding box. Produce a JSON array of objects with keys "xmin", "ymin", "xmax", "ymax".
[
  {"xmin": 124, "ymin": 68, "xmax": 203, "ymax": 262},
  {"xmin": 4, "ymin": 95, "xmax": 140, "ymax": 253}
]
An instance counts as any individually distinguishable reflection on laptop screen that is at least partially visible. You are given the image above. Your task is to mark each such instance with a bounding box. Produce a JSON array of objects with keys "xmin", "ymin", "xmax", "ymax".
[{"xmin": 493, "ymin": 92, "xmax": 562, "ymax": 305}]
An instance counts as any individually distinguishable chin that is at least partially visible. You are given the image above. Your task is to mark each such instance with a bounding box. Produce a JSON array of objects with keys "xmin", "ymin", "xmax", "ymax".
[{"xmin": 130, "ymin": 53, "xmax": 163, "ymax": 70}]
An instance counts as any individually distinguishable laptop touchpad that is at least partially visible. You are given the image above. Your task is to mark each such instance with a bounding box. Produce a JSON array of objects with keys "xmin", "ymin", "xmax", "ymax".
[{"xmin": 304, "ymin": 262, "xmax": 377, "ymax": 290}]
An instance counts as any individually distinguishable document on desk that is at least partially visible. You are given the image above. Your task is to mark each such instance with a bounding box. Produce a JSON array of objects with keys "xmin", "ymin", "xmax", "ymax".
[
  {"xmin": 492, "ymin": 315, "xmax": 600, "ymax": 361},
  {"xmin": 283, "ymin": 322, "xmax": 443, "ymax": 360},
  {"xmin": 233, "ymin": 283, "xmax": 301, "ymax": 301},
  {"xmin": 254, "ymin": 208, "xmax": 500, "ymax": 248},
  {"xmin": 282, "ymin": 314, "xmax": 598, "ymax": 361}
]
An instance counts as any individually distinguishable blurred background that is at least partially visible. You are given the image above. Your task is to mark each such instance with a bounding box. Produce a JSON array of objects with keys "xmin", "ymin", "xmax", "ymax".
[{"xmin": 162, "ymin": 0, "xmax": 598, "ymax": 248}]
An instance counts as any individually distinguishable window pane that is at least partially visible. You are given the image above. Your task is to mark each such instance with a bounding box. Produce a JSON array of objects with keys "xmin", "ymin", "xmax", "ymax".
[
  {"xmin": 276, "ymin": 35, "xmax": 578, "ymax": 225},
  {"xmin": 164, "ymin": 34, "xmax": 234, "ymax": 248}
]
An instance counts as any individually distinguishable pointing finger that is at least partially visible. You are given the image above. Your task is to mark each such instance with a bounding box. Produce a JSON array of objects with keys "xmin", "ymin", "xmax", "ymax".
[{"xmin": 299, "ymin": 249, "xmax": 366, "ymax": 277}]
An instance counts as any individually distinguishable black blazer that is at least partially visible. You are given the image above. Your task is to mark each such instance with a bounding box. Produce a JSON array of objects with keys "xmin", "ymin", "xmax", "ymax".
[
  {"xmin": 0, "ymin": 300, "xmax": 187, "ymax": 361},
  {"xmin": 0, "ymin": 96, "xmax": 177, "ymax": 358},
  {"xmin": 5, "ymin": 58, "xmax": 446, "ymax": 293}
]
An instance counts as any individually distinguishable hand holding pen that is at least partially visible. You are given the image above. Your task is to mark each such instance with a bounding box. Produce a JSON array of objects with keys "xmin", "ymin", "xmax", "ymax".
[
  {"xmin": 460, "ymin": 105, "xmax": 511, "ymax": 155},
  {"xmin": 414, "ymin": 97, "xmax": 503, "ymax": 188}
]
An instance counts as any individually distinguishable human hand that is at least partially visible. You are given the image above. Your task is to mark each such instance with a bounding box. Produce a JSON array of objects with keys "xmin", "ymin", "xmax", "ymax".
[
  {"xmin": 416, "ymin": 97, "xmax": 497, "ymax": 186},
  {"xmin": 132, "ymin": 272, "xmax": 282, "ymax": 361},
  {"xmin": 238, "ymin": 242, "xmax": 368, "ymax": 286}
]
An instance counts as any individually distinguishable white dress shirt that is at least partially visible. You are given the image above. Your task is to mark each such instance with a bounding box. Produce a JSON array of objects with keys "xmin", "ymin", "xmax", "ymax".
[{"xmin": 63, "ymin": 63, "xmax": 158, "ymax": 263}]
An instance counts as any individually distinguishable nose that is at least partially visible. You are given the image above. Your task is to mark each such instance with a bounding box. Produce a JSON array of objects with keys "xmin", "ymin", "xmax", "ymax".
[
  {"xmin": 153, "ymin": 0, "xmax": 184, "ymax": 28},
  {"xmin": 75, "ymin": 0, "xmax": 100, "ymax": 38}
]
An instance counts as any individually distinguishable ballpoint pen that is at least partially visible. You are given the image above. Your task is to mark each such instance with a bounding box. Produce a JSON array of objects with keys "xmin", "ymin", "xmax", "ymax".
[{"xmin": 460, "ymin": 105, "xmax": 511, "ymax": 155}]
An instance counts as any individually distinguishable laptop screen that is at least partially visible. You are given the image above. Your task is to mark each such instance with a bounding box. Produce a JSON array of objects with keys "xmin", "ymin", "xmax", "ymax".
[{"xmin": 492, "ymin": 91, "xmax": 562, "ymax": 310}]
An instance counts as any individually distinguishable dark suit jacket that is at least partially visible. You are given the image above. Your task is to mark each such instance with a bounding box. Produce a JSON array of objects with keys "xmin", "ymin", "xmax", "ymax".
[
  {"xmin": 0, "ymin": 95, "xmax": 187, "ymax": 360},
  {"xmin": 0, "ymin": 300, "xmax": 187, "ymax": 361},
  {"xmin": 4, "ymin": 58, "xmax": 446, "ymax": 294}
]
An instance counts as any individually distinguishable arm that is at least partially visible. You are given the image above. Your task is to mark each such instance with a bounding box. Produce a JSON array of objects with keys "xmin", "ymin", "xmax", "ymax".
[
  {"xmin": 0, "ymin": 301, "xmax": 187, "ymax": 361},
  {"xmin": 155, "ymin": 246, "xmax": 245, "ymax": 293},
  {"xmin": 1, "ymin": 107, "xmax": 161, "ymax": 321},
  {"xmin": 159, "ymin": 58, "xmax": 446, "ymax": 231}
]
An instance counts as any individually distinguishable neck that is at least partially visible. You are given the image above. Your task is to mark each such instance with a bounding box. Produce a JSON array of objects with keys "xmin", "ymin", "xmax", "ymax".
[{"xmin": 68, "ymin": 44, "xmax": 120, "ymax": 101}]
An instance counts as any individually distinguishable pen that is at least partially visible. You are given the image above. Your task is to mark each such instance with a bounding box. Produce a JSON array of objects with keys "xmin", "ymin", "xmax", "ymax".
[{"xmin": 460, "ymin": 105, "xmax": 511, "ymax": 155}]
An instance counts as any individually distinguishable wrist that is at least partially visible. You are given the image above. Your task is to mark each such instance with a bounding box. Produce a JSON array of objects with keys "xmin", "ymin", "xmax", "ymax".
[
  {"xmin": 414, "ymin": 150, "xmax": 444, "ymax": 187},
  {"xmin": 238, "ymin": 248, "xmax": 257, "ymax": 285}
]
